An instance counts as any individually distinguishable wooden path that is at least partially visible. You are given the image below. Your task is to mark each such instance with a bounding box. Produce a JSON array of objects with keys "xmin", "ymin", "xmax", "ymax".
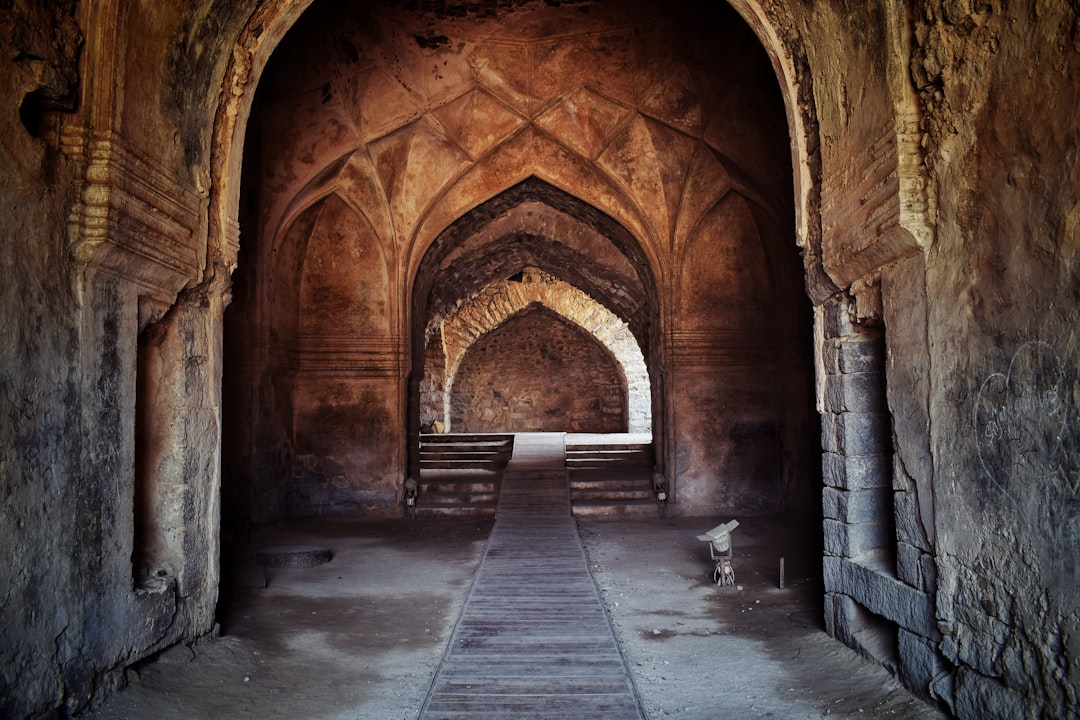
[{"xmin": 418, "ymin": 433, "xmax": 645, "ymax": 720}]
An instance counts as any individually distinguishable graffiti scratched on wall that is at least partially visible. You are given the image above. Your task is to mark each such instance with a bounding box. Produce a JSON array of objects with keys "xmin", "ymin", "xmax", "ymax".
[{"xmin": 975, "ymin": 341, "xmax": 1073, "ymax": 503}]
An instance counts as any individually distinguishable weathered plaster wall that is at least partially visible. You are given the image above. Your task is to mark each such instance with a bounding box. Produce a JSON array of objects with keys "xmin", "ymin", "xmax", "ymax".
[
  {"xmin": 1, "ymin": 0, "xmax": 247, "ymax": 714},
  {"xmin": 796, "ymin": 0, "xmax": 1080, "ymax": 715},
  {"xmin": 1, "ymin": 5, "xmax": 83, "ymax": 710},
  {"xmin": 911, "ymin": 2, "xmax": 1080, "ymax": 716}
]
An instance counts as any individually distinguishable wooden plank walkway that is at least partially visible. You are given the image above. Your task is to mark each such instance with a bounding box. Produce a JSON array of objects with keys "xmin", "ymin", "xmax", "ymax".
[{"xmin": 418, "ymin": 433, "xmax": 645, "ymax": 720}]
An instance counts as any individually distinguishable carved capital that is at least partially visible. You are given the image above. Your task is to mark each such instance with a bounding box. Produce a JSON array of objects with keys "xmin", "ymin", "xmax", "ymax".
[{"xmin": 64, "ymin": 127, "xmax": 203, "ymax": 303}]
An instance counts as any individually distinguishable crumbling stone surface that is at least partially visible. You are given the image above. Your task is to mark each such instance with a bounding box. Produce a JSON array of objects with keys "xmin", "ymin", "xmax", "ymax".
[
  {"xmin": 909, "ymin": 1, "xmax": 1080, "ymax": 716},
  {"xmin": 1, "ymin": 0, "xmax": 81, "ymax": 135}
]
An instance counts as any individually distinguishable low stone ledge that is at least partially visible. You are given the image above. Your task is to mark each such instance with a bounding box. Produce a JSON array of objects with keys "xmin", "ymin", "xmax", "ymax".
[{"xmin": 823, "ymin": 555, "xmax": 939, "ymax": 639}]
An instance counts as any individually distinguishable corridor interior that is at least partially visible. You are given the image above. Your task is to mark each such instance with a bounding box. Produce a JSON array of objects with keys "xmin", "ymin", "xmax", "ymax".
[{"xmin": 85, "ymin": 433, "xmax": 942, "ymax": 720}]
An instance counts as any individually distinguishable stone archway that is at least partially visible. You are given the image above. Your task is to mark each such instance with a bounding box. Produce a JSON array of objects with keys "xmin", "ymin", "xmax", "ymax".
[
  {"xmin": 422, "ymin": 267, "xmax": 651, "ymax": 434},
  {"xmin": 218, "ymin": 0, "xmax": 823, "ymax": 520},
  {"xmin": 407, "ymin": 175, "xmax": 663, "ymax": 482},
  {"xmin": 11, "ymin": 0, "xmax": 1077, "ymax": 715},
  {"xmin": 449, "ymin": 303, "xmax": 629, "ymax": 433}
]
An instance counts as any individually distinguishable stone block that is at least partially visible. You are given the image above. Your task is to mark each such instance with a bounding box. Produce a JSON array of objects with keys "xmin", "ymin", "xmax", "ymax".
[
  {"xmin": 847, "ymin": 488, "xmax": 892, "ymax": 523},
  {"xmin": 823, "ymin": 592, "xmax": 837, "ymax": 637},
  {"xmin": 820, "ymin": 296, "xmax": 855, "ymax": 339},
  {"xmin": 821, "ymin": 340, "xmax": 842, "ymax": 375},
  {"xmin": 838, "ymin": 339, "xmax": 884, "ymax": 374},
  {"xmin": 826, "ymin": 591, "xmax": 908, "ymax": 674},
  {"xmin": 822, "ymin": 486, "xmax": 842, "ymax": 519},
  {"xmin": 823, "ymin": 487, "xmax": 891, "ymax": 523},
  {"xmin": 898, "ymin": 629, "xmax": 947, "ymax": 702},
  {"xmin": 824, "ymin": 375, "xmax": 845, "ymax": 413},
  {"xmin": 824, "ymin": 555, "xmax": 939, "ymax": 638},
  {"xmin": 823, "ymin": 555, "xmax": 842, "ymax": 585},
  {"xmin": 825, "ymin": 453, "xmax": 891, "ymax": 491},
  {"xmin": 822, "ymin": 519, "xmax": 846, "ymax": 555},
  {"xmin": 953, "ymin": 667, "xmax": 1026, "ymax": 720},
  {"xmin": 821, "ymin": 413, "xmax": 841, "ymax": 453},
  {"xmin": 823, "ymin": 591, "xmax": 864, "ymax": 647},
  {"xmin": 894, "ymin": 489, "xmax": 929, "ymax": 547},
  {"xmin": 891, "ymin": 458, "xmax": 915, "ymax": 491},
  {"xmin": 897, "ymin": 541, "xmax": 922, "ymax": 589},
  {"xmin": 920, "ymin": 553, "xmax": 938, "ymax": 592},
  {"xmin": 826, "ymin": 372, "xmax": 886, "ymax": 413},
  {"xmin": 842, "ymin": 372, "xmax": 887, "ymax": 413},
  {"xmin": 844, "ymin": 453, "xmax": 891, "ymax": 489},
  {"xmin": 822, "ymin": 451, "xmax": 845, "ymax": 488},
  {"xmin": 823, "ymin": 518, "xmax": 889, "ymax": 557},
  {"xmin": 839, "ymin": 412, "xmax": 891, "ymax": 455}
]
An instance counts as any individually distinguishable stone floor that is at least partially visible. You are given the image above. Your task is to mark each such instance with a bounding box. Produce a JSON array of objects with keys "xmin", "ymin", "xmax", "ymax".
[{"xmin": 82, "ymin": 507, "xmax": 947, "ymax": 719}]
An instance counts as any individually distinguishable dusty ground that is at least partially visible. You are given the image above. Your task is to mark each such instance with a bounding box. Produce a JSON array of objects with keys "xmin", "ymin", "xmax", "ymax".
[
  {"xmin": 580, "ymin": 516, "xmax": 945, "ymax": 719},
  {"xmin": 82, "ymin": 515, "xmax": 946, "ymax": 720}
]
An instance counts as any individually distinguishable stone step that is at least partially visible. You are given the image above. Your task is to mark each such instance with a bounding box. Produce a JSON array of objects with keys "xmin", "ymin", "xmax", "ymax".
[
  {"xmin": 566, "ymin": 447, "xmax": 651, "ymax": 456},
  {"xmin": 421, "ymin": 435, "xmax": 514, "ymax": 450},
  {"xmin": 413, "ymin": 486, "xmax": 499, "ymax": 515},
  {"xmin": 571, "ymin": 488, "xmax": 653, "ymax": 502},
  {"xmin": 420, "ymin": 450, "xmax": 503, "ymax": 460},
  {"xmin": 564, "ymin": 444, "xmax": 653, "ymax": 469},
  {"xmin": 570, "ymin": 474, "xmax": 651, "ymax": 488},
  {"xmin": 565, "ymin": 443, "xmax": 652, "ymax": 453},
  {"xmin": 570, "ymin": 500, "xmax": 658, "ymax": 518},
  {"xmin": 566, "ymin": 457, "xmax": 651, "ymax": 470},
  {"xmin": 418, "ymin": 489, "xmax": 499, "ymax": 502},
  {"xmin": 567, "ymin": 462, "xmax": 654, "ymax": 516},
  {"xmin": 420, "ymin": 459, "xmax": 506, "ymax": 470},
  {"xmin": 413, "ymin": 505, "xmax": 497, "ymax": 518},
  {"xmin": 419, "ymin": 447, "xmax": 511, "ymax": 455},
  {"xmin": 419, "ymin": 480, "xmax": 498, "ymax": 493},
  {"xmin": 418, "ymin": 435, "xmax": 514, "ymax": 484},
  {"xmin": 416, "ymin": 436, "xmax": 510, "ymax": 517}
]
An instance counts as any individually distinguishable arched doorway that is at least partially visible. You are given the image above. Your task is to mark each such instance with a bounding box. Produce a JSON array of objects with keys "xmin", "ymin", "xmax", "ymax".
[
  {"xmin": 421, "ymin": 271, "xmax": 651, "ymax": 435},
  {"xmin": 219, "ymin": 0, "xmax": 818, "ymax": 527},
  {"xmin": 449, "ymin": 304, "xmax": 629, "ymax": 433},
  {"xmin": 406, "ymin": 176, "xmax": 664, "ymax": 483}
]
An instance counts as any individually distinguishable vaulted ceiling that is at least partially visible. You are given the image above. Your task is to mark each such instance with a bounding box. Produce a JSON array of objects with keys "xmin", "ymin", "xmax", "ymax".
[{"xmin": 239, "ymin": 0, "xmax": 796, "ymax": 340}]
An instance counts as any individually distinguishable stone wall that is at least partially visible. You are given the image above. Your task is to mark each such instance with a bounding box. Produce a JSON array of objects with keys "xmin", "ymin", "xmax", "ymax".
[
  {"xmin": 911, "ymin": 2, "xmax": 1080, "ymax": 715},
  {"xmin": 8, "ymin": 0, "xmax": 1079, "ymax": 717},
  {"xmin": 450, "ymin": 305, "xmax": 628, "ymax": 433},
  {"xmin": 800, "ymin": 0, "xmax": 1080, "ymax": 715},
  {"xmin": 1, "ymin": 1, "xmax": 241, "ymax": 715}
]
